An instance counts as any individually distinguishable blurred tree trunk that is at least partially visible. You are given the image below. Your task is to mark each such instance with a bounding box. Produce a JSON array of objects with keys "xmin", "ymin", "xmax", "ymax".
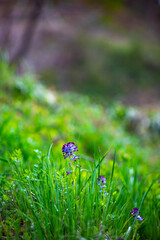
[
  {"xmin": 10, "ymin": 0, "xmax": 44, "ymax": 65},
  {"xmin": 0, "ymin": 0, "xmax": 17, "ymax": 49}
]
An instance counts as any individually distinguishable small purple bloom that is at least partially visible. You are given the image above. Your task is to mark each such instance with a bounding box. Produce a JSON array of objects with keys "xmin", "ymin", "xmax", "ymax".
[
  {"xmin": 70, "ymin": 153, "xmax": 79, "ymax": 161},
  {"xmin": 97, "ymin": 175, "xmax": 107, "ymax": 192},
  {"xmin": 130, "ymin": 208, "xmax": 140, "ymax": 216},
  {"xmin": 62, "ymin": 142, "xmax": 78, "ymax": 157},
  {"xmin": 66, "ymin": 171, "xmax": 72, "ymax": 175},
  {"xmin": 97, "ymin": 175, "xmax": 107, "ymax": 185},
  {"xmin": 62, "ymin": 142, "xmax": 79, "ymax": 162},
  {"xmin": 117, "ymin": 238, "xmax": 124, "ymax": 240},
  {"xmin": 137, "ymin": 215, "xmax": 144, "ymax": 221},
  {"xmin": 130, "ymin": 208, "xmax": 144, "ymax": 221}
]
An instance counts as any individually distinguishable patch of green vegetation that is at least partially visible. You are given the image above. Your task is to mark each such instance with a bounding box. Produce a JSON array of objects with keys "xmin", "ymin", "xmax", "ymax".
[{"xmin": 0, "ymin": 58, "xmax": 160, "ymax": 239}]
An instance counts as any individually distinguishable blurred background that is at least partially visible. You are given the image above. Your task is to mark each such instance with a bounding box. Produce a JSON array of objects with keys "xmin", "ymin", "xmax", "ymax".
[{"xmin": 0, "ymin": 0, "xmax": 160, "ymax": 106}]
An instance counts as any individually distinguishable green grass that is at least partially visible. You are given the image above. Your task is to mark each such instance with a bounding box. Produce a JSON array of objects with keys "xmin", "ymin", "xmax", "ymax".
[{"xmin": 0, "ymin": 58, "xmax": 160, "ymax": 239}]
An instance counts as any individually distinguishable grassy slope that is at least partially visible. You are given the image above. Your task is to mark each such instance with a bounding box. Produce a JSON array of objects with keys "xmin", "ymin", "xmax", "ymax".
[{"xmin": 0, "ymin": 59, "xmax": 159, "ymax": 239}]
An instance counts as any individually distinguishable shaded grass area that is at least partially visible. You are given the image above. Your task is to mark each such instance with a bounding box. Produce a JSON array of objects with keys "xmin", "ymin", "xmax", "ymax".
[{"xmin": 0, "ymin": 59, "xmax": 160, "ymax": 239}]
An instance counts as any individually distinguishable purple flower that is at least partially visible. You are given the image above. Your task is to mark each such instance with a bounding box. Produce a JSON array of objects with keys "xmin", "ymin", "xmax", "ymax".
[
  {"xmin": 130, "ymin": 208, "xmax": 144, "ymax": 221},
  {"xmin": 117, "ymin": 238, "xmax": 124, "ymax": 240},
  {"xmin": 136, "ymin": 215, "xmax": 144, "ymax": 221},
  {"xmin": 130, "ymin": 208, "xmax": 140, "ymax": 216},
  {"xmin": 97, "ymin": 175, "xmax": 107, "ymax": 185},
  {"xmin": 62, "ymin": 142, "xmax": 79, "ymax": 166},
  {"xmin": 66, "ymin": 171, "xmax": 72, "ymax": 175},
  {"xmin": 70, "ymin": 152, "xmax": 79, "ymax": 161},
  {"xmin": 97, "ymin": 175, "xmax": 107, "ymax": 192},
  {"xmin": 62, "ymin": 142, "xmax": 78, "ymax": 158}
]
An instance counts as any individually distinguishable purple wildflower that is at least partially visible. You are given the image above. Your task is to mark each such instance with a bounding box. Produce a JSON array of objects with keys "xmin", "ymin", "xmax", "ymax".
[
  {"xmin": 130, "ymin": 208, "xmax": 140, "ymax": 216},
  {"xmin": 62, "ymin": 142, "xmax": 78, "ymax": 158},
  {"xmin": 97, "ymin": 175, "xmax": 107, "ymax": 192},
  {"xmin": 97, "ymin": 175, "xmax": 107, "ymax": 185},
  {"xmin": 136, "ymin": 215, "xmax": 144, "ymax": 221},
  {"xmin": 70, "ymin": 152, "xmax": 79, "ymax": 161},
  {"xmin": 117, "ymin": 238, "xmax": 124, "ymax": 240},
  {"xmin": 62, "ymin": 142, "xmax": 79, "ymax": 166},
  {"xmin": 130, "ymin": 208, "xmax": 144, "ymax": 221},
  {"xmin": 66, "ymin": 171, "xmax": 72, "ymax": 175}
]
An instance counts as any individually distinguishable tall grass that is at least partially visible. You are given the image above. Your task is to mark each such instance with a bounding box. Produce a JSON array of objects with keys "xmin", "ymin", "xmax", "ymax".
[{"xmin": 1, "ymin": 145, "xmax": 158, "ymax": 240}]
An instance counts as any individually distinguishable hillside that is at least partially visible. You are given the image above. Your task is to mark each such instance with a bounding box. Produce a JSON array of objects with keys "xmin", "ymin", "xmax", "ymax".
[{"xmin": 0, "ymin": 59, "xmax": 160, "ymax": 239}]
